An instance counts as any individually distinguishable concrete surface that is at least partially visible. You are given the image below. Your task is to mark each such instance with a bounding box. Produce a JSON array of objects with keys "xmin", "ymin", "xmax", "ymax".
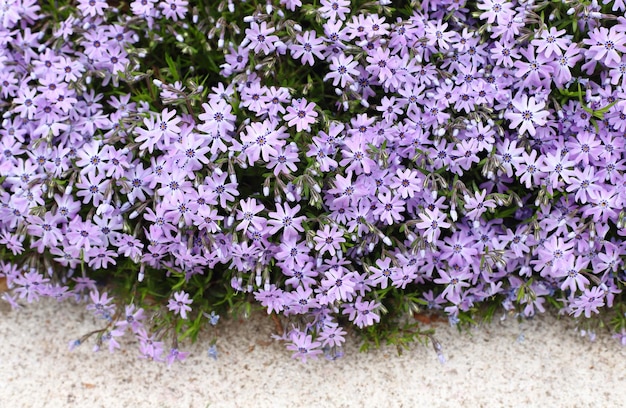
[{"xmin": 1, "ymin": 298, "xmax": 625, "ymax": 408}]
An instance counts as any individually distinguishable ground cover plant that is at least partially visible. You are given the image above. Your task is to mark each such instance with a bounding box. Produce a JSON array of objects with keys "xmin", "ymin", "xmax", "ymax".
[{"xmin": 3, "ymin": 0, "xmax": 626, "ymax": 363}]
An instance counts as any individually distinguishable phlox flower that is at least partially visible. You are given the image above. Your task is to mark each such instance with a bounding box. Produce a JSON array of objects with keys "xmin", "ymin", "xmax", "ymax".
[
  {"xmin": 86, "ymin": 289, "xmax": 116, "ymax": 319},
  {"xmin": 284, "ymin": 98, "xmax": 318, "ymax": 132},
  {"xmin": 286, "ymin": 331, "xmax": 322, "ymax": 362},
  {"xmin": 198, "ymin": 98, "xmax": 236, "ymax": 136},
  {"xmin": 463, "ymin": 190, "xmax": 496, "ymax": 221},
  {"xmin": 322, "ymin": 269, "xmax": 355, "ymax": 302},
  {"xmin": 415, "ymin": 207, "xmax": 450, "ymax": 244},
  {"xmin": 238, "ymin": 120, "xmax": 284, "ymax": 165},
  {"xmin": 434, "ymin": 269, "xmax": 472, "ymax": 304},
  {"xmin": 515, "ymin": 149, "xmax": 543, "ymax": 189},
  {"xmin": 267, "ymin": 143, "xmax": 300, "ymax": 176},
  {"xmin": 136, "ymin": 329, "xmax": 165, "ymax": 361},
  {"xmin": 75, "ymin": 141, "xmax": 105, "ymax": 176},
  {"xmin": 254, "ymin": 284, "xmax": 285, "ymax": 314},
  {"xmin": 276, "ymin": 236, "xmax": 311, "ymax": 271},
  {"xmin": 551, "ymin": 44, "xmax": 583, "ymax": 88},
  {"xmin": 166, "ymin": 348, "xmax": 190, "ymax": 366},
  {"xmin": 87, "ymin": 246, "xmax": 118, "ymax": 269},
  {"xmin": 513, "ymin": 45, "xmax": 553, "ymax": 89},
  {"xmin": 425, "ymin": 21, "xmax": 456, "ymax": 51},
  {"xmin": 134, "ymin": 108, "xmax": 181, "ymax": 153},
  {"xmin": 319, "ymin": 0, "xmax": 350, "ymax": 21},
  {"xmin": 267, "ymin": 202, "xmax": 306, "ymax": 237},
  {"xmin": 583, "ymin": 26, "xmax": 626, "ymax": 67},
  {"xmin": 76, "ymin": 171, "xmax": 110, "ymax": 207},
  {"xmin": 12, "ymin": 86, "xmax": 38, "ymax": 119},
  {"xmin": 373, "ymin": 192, "xmax": 405, "ymax": 225},
  {"xmin": 344, "ymin": 296, "xmax": 381, "ymax": 328},
  {"xmin": 531, "ymin": 27, "xmax": 569, "ymax": 58},
  {"xmin": 286, "ymin": 286, "xmax": 318, "ymax": 314},
  {"xmin": 318, "ymin": 325, "xmax": 346, "ymax": 348},
  {"xmin": 570, "ymin": 286, "xmax": 605, "ymax": 318},
  {"xmin": 504, "ymin": 94, "xmax": 549, "ymax": 137},
  {"xmin": 77, "ymin": 0, "xmax": 108, "ymax": 17},
  {"xmin": 12, "ymin": 271, "xmax": 49, "ymax": 304},
  {"xmin": 115, "ymin": 235, "xmax": 144, "ymax": 260},
  {"xmin": 583, "ymin": 189, "xmax": 619, "ymax": 223},
  {"xmin": 26, "ymin": 212, "xmax": 62, "ymax": 253},
  {"xmin": 122, "ymin": 162, "xmax": 154, "ymax": 204},
  {"xmin": 66, "ymin": 217, "xmax": 104, "ymax": 251},
  {"xmin": 290, "ymin": 31, "xmax": 324, "ymax": 66},
  {"xmin": 537, "ymin": 235, "xmax": 575, "ymax": 275},
  {"xmin": 192, "ymin": 206, "xmax": 223, "ymax": 233},
  {"xmin": 236, "ymin": 198, "xmax": 266, "ymax": 232},
  {"xmin": 160, "ymin": 0, "xmax": 188, "ymax": 21},
  {"xmin": 245, "ymin": 21, "xmax": 280, "ymax": 55},
  {"xmin": 390, "ymin": 168, "xmax": 421, "ymax": 199},
  {"xmin": 539, "ymin": 148, "xmax": 577, "ymax": 190},
  {"xmin": 328, "ymin": 171, "xmax": 366, "ymax": 207},
  {"xmin": 325, "ymin": 53, "xmax": 359, "ymax": 88},
  {"xmin": 441, "ymin": 230, "xmax": 478, "ymax": 266},
  {"xmin": 339, "ymin": 135, "xmax": 377, "ymax": 175},
  {"xmin": 205, "ymin": 171, "xmax": 239, "ymax": 209},
  {"xmin": 565, "ymin": 167, "xmax": 602, "ymax": 204},
  {"xmin": 167, "ymin": 291, "xmax": 193, "ymax": 319},
  {"xmin": 314, "ymin": 225, "xmax": 346, "ymax": 256},
  {"xmin": 490, "ymin": 40, "xmax": 520, "ymax": 68},
  {"xmin": 596, "ymin": 243, "xmax": 622, "ymax": 274},
  {"xmin": 477, "ymin": 0, "xmax": 515, "ymax": 24}
]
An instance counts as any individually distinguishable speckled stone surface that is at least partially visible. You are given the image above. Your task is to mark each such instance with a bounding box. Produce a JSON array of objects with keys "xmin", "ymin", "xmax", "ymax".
[{"xmin": 1, "ymin": 298, "xmax": 625, "ymax": 408}]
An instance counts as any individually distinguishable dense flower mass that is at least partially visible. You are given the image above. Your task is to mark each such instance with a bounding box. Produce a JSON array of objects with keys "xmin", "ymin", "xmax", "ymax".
[{"xmin": 2, "ymin": 0, "xmax": 626, "ymax": 362}]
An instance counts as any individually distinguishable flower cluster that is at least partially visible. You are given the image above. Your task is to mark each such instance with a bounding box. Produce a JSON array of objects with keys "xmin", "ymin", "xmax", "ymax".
[{"xmin": 2, "ymin": 0, "xmax": 626, "ymax": 363}]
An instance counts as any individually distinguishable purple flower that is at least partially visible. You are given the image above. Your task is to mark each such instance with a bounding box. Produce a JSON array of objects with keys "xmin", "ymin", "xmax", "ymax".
[
  {"xmin": 167, "ymin": 291, "xmax": 193, "ymax": 319},
  {"xmin": 136, "ymin": 329, "xmax": 165, "ymax": 361},
  {"xmin": 286, "ymin": 331, "xmax": 323, "ymax": 362},
  {"xmin": 314, "ymin": 225, "xmax": 346, "ymax": 257},
  {"xmin": 583, "ymin": 26, "xmax": 626, "ymax": 67},
  {"xmin": 321, "ymin": 269, "xmax": 355, "ymax": 302},
  {"xmin": 275, "ymin": 235, "xmax": 311, "ymax": 270},
  {"xmin": 166, "ymin": 348, "xmax": 190, "ymax": 366},
  {"xmin": 477, "ymin": 0, "xmax": 515, "ymax": 24},
  {"xmin": 571, "ymin": 286, "xmax": 606, "ymax": 318},
  {"xmin": 254, "ymin": 284, "xmax": 285, "ymax": 314},
  {"xmin": 236, "ymin": 198, "xmax": 266, "ymax": 232},
  {"xmin": 505, "ymin": 94, "xmax": 550, "ymax": 137},
  {"xmin": 86, "ymin": 290, "xmax": 116, "ymax": 320},
  {"xmin": 317, "ymin": 325, "xmax": 346, "ymax": 348},
  {"xmin": 415, "ymin": 207, "xmax": 450, "ymax": 243},
  {"xmin": 26, "ymin": 212, "xmax": 62, "ymax": 253},
  {"xmin": 284, "ymin": 98, "xmax": 318, "ymax": 132},
  {"xmin": 160, "ymin": 0, "xmax": 188, "ymax": 21},
  {"xmin": 290, "ymin": 31, "xmax": 325, "ymax": 66},
  {"xmin": 244, "ymin": 21, "xmax": 280, "ymax": 55},
  {"xmin": 115, "ymin": 304, "xmax": 146, "ymax": 333},
  {"xmin": 267, "ymin": 202, "xmax": 306, "ymax": 237}
]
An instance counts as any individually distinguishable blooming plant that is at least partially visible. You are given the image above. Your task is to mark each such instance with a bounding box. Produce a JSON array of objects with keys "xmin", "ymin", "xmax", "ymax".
[{"xmin": 3, "ymin": 0, "xmax": 626, "ymax": 364}]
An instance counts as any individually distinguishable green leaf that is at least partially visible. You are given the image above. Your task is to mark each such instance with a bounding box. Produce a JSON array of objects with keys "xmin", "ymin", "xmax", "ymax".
[{"xmin": 164, "ymin": 53, "xmax": 180, "ymax": 82}]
